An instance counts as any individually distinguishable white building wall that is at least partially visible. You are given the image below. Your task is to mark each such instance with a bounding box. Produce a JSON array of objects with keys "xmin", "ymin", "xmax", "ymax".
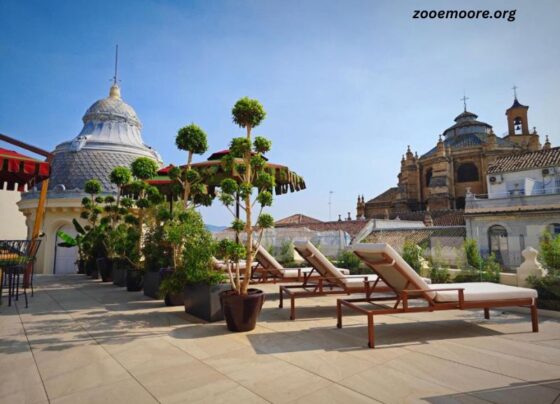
[
  {"xmin": 488, "ymin": 167, "xmax": 560, "ymax": 198},
  {"xmin": 0, "ymin": 190, "xmax": 27, "ymax": 239}
]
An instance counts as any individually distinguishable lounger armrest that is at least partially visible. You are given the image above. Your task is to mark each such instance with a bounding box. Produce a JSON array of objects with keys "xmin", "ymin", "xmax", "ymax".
[{"xmin": 400, "ymin": 288, "xmax": 465, "ymax": 308}]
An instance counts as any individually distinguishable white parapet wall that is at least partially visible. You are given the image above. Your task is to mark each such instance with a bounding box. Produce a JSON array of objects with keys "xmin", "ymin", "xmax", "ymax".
[{"xmin": 214, "ymin": 227, "xmax": 350, "ymax": 258}]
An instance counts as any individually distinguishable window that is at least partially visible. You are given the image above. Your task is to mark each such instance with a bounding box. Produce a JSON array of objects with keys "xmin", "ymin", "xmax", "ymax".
[
  {"xmin": 455, "ymin": 196, "xmax": 465, "ymax": 209},
  {"xmin": 488, "ymin": 225, "xmax": 508, "ymax": 264},
  {"xmin": 457, "ymin": 163, "xmax": 479, "ymax": 183},
  {"xmin": 425, "ymin": 168, "xmax": 433, "ymax": 187},
  {"xmin": 514, "ymin": 116, "xmax": 523, "ymax": 135},
  {"xmin": 547, "ymin": 223, "xmax": 560, "ymax": 236}
]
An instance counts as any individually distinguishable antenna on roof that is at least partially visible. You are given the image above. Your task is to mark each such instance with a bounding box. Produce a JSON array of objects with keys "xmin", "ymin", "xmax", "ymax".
[
  {"xmin": 112, "ymin": 44, "xmax": 120, "ymax": 85},
  {"xmin": 328, "ymin": 191, "xmax": 334, "ymax": 221},
  {"xmin": 460, "ymin": 92, "xmax": 469, "ymax": 112}
]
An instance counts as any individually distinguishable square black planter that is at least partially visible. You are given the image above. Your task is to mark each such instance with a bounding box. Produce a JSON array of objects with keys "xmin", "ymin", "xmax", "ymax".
[
  {"xmin": 184, "ymin": 283, "xmax": 231, "ymax": 322},
  {"xmin": 112, "ymin": 266, "xmax": 127, "ymax": 287},
  {"xmin": 143, "ymin": 271, "xmax": 161, "ymax": 299}
]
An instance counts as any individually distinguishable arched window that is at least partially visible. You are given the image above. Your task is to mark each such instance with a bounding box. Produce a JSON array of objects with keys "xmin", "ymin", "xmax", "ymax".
[
  {"xmin": 547, "ymin": 223, "xmax": 560, "ymax": 236},
  {"xmin": 488, "ymin": 225, "xmax": 508, "ymax": 264},
  {"xmin": 425, "ymin": 168, "xmax": 433, "ymax": 187},
  {"xmin": 457, "ymin": 163, "xmax": 479, "ymax": 183},
  {"xmin": 514, "ymin": 116, "xmax": 523, "ymax": 135}
]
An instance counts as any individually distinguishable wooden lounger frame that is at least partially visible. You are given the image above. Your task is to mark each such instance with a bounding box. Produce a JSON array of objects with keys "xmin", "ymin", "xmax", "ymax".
[
  {"xmin": 336, "ymin": 251, "xmax": 539, "ymax": 348},
  {"xmin": 278, "ymin": 244, "xmax": 391, "ymax": 320},
  {"xmin": 250, "ymin": 245, "xmax": 337, "ymax": 284}
]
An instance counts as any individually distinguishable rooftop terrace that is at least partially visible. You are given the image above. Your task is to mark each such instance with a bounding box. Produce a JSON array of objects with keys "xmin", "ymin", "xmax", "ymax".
[{"xmin": 1, "ymin": 275, "xmax": 559, "ymax": 403}]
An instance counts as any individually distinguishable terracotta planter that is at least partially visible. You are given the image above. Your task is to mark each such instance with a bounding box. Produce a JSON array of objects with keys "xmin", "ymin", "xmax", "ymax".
[
  {"xmin": 97, "ymin": 257, "xmax": 113, "ymax": 282},
  {"xmin": 126, "ymin": 269, "xmax": 143, "ymax": 292},
  {"xmin": 184, "ymin": 283, "xmax": 231, "ymax": 322},
  {"xmin": 220, "ymin": 288, "xmax": 265, "ymax": 332}
]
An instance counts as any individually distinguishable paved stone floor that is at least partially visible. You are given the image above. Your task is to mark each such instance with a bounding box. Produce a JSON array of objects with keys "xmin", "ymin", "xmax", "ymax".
[{"xmin": 1, "ymin": 275, "xmax": 560, "ymax": 404}]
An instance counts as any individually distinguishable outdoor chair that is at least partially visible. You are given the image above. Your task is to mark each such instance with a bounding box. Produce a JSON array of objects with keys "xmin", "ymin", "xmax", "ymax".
[
  {"xmin": 251, "ymin": 244, "xmax": 350, "ymax": 283},
  {"xmin": 0, "ymin": 239, "xmax": 41, "ymax": 308},
  {"xmin": 337, "ymin": 243, "xmax": 539, "ymax": 348},
  {"xmin": 278, "ymin": 241, "xmax": 392, "ymax": 320}
]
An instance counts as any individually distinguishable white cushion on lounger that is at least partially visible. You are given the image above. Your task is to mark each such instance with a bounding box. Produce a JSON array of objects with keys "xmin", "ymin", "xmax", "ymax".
[
  {"xmin": 256, "ymin": 245, "xmax": 284, "ymax": 271},
  {"xmin": 351, "ymin": 243, "xmax": 436, "ymax": 298},
  {"xmin": 294, "ymin": 241, "xmax": 347, "ymax": 281},
  {"xmin": 433, "ymin": 282, "xmax": 538, "ymax": 302}
]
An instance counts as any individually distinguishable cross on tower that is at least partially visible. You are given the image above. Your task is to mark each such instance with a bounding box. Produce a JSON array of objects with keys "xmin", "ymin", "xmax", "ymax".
[
  {"xmin": 512, "ymin": 85, "xmax": 518, "ymax": 100},
  {"xmin": 460, "ymin": 94, "xmax": 469, "ymax": 112}
]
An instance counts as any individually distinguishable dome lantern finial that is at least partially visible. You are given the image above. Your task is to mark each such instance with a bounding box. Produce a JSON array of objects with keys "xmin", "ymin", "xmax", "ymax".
[
  {"xmin": 109, "ymin": 84, "xmax": 121, "ymax": 99},
  {"xmin": 109, "ymin": 44, "xmax": 121, "ymax": 99}
]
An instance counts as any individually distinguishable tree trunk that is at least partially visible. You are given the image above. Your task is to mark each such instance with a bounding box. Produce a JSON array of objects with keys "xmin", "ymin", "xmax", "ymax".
[
  {"xmin": 241, "ymin": 125, "xmax": 253, "ymax": 295},
  {"xmin": 183, "ymin": 151, "xmax": 193, "ymax": 208}
]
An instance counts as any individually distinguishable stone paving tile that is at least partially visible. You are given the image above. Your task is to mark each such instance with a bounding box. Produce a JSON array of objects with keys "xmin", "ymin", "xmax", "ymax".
[
  {"xmin": 293, "ymin": 384, "xmax": 382, "ymax": 403},
  {"xmin": 203, "ymin": 346, "xmax": 331, "ymax": 403},
  {"xmin": 50, "ymin": 378, "xmax": 158, "ymax": 404},
  {"xmin": 2, "ymin": 275, "xmax": 560, "ymax": 404}
]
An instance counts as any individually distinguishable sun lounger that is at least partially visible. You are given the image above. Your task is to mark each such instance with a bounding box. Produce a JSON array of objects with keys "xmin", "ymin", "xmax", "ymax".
[
  {"xmin": 211, "ymin": 257, "xmax": 257, "ymax": 275},
  {"xmin": 278, "ymin": 241, "xmax": 392, "ymax": 320},
  {"xmin": 337, "ymin": 243, "xmax": 539, "ymax": 348},
  {"xmin": 252, "ymin": 244, "xmax": 350, "ymax": 283}
]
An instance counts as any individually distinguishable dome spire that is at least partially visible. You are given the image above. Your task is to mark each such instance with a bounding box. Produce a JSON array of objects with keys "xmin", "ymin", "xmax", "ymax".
[
  {"xmin": 109, "ymin": 44, "xmax": 121, "ymax": 99},
  {"xmin": 461, "ymin": 92, "xmax": 469, "ymax": 112}
]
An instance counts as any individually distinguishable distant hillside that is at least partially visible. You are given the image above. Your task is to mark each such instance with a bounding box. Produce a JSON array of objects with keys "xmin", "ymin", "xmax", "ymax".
[{"xmin": 205, "ymin": 224, "xmax": 227, "ymax": 233}]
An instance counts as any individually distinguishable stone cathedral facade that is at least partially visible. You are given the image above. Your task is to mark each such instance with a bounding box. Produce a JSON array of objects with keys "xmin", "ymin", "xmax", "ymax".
[{"xmin": 359, "ymin": 94, "xmax": 551, "ymax": 220}]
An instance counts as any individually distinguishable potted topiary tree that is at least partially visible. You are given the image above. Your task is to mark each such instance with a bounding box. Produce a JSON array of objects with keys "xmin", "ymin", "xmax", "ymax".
[
  {"xmin": 143, "ymin": 206, "xmax": 174, "ymax": 298},
  {"xmin": 108, "ymin": 166, "xmax": 132, "ymax": 286},
  {"xmin": 124, "ymin": 157, "xmax": 161, "ymax": 291},
  {"xmin": 81, "ymin": 179, "xmax": 106, "ymax": 279},
  {"xmin": 170, "ymin": 123, "xmax": 209, "ymax": 208},
  {"xmin": 216, "ymin": 97, "xmax": 275, "ymax": 331}
]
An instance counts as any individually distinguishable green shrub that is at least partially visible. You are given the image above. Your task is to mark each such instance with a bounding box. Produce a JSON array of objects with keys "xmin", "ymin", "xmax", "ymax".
[
  {"xmin": 527, "ymin": 273, "xmax": 560, "ymax": 310},
  {"xmin": 336, "ymin": 250, "xmax": 361, "ymax": 272},
  {"xmin": 540, "ymin": 232, "xmax": 560, "ymax": 272},
  {"xmin": 463, "ymin": 238, "xmax": 484, "ymax": 269},
  {"xmin": 402, "ymin": 241, "xmax": 425, "ymax": 275},
  {"xmin": 429, "ymin": 243, "xmax": 450, "ymax": 283},
  {"xmin": 277, "ymin": 240, "xmax": 295, "ymax": 265}
]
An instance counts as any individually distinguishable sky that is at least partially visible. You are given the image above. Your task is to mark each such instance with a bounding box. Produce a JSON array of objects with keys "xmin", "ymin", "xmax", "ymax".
[{"xmin": 1, "ymin": 0, "xmax": 559, "ymax": 226}]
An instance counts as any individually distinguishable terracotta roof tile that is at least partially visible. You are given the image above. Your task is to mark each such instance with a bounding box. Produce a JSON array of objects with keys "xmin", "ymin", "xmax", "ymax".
[
  {"xmin": 488, "ymin": 147, "xmax": 560, "ymax": 174},
  {"xmin": 275, "ymin": 214, "xmax": 323, "ymax": 226}
]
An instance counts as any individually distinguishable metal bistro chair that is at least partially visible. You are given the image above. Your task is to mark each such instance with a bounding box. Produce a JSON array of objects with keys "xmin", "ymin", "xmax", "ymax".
[{"xmin": 0, "ymin": 239, "xmax": 41, "ymax": 308}]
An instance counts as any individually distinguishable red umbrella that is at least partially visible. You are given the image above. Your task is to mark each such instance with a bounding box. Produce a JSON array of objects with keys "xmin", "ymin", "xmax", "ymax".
[
  {"xmin": 0, "ymin": 147, "xmax": 50, "ymax": 191},
  {"xmin": 0, "ymin": 133, "xmax": 53, "ymax": 287}
]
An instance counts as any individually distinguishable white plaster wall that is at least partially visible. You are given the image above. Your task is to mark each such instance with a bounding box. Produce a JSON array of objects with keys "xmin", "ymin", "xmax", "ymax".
[
  {"xmin": 0, "ymin": 190, "xmax": 27, "ymax": 239},
  {"xmin": 487, "ymin": 167, "xmax": 560, "ymax": 198},
  {"xmin": 466, "ymin": 214, "xmax": 560, "ymax": 270}
]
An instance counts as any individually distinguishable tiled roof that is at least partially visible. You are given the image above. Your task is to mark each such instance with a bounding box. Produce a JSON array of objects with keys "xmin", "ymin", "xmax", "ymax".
[
  {"xmin": 47, "ymin": 149, "xmax": 144, "ymax": 192},
  {"xmin": 370, "ymin": 209, "xmax": 465, "ymax": 226},
  {"xmin": 422, "ymin": 133, "xmax": 519, "ymax": 158},
  {"xmin": 363, "ymin": 227, "xmax": 466, "ymax": 251},
  {"xmin": 275, "ymin": 214, "xmax": 323, "ymax": 226},
  {"xmin": 366, "ymin": 187, "xmax": 399, "ymax": 204},
  {"xmin": 488, "ymin": 147, "xmax": 560, "ymax": 174}
]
